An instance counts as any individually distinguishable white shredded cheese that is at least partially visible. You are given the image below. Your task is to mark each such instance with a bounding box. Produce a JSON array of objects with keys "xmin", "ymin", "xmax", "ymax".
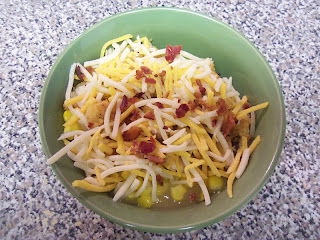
[
  {"xmin": 99, "ymin": 74, "xmax": 132, "ymax": 97},
  {"xmin": 104, "ymin": 92, "xmax": 120, "ymax": 137},
  {"xmin": 111, "ymin": 100, "xmax": 121, "ymax": 140},
  {"xmin": 135, "ymin": 98, "xmax": 179, "ymax": 108},
  {"xmin": 163, "ymin": 128, "xmax": 186, "ymax": 145},
  {"xmin": 100, "ymin": 163, "xmax": 157, "ymax": 202},
  {"xmin": 121, "ymin": 118, "xmax": 147, "ymax": 133},
  {"xmin": 47, "ymin": 126, "xmax": 103, "ymax": 164},
  {"xmin": 113, "ymin": 174, "xmax": 136, "ymax": 201},
  {"xmin": 236, "ymin": 148, "xmax": 251, "ymax": 178},
  {"xmin": 65, "ymin": 63, "xmax": 77, "ymax": 100}
]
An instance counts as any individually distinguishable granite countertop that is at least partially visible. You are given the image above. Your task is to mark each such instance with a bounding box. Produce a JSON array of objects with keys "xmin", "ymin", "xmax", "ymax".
[{"xmin": 1, "ymin": 0, "xmax": 319, "ymax": 239}]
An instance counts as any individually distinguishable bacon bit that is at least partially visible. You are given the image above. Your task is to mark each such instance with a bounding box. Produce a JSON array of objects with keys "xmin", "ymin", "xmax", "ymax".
[
  {"xmin": 195, "ymin": 80, "xmax": 207, "ymax": 96},
  {"xmin": 211, "ymin": 119, "xmax": 217, "ymax": 127},
  {"xmin": 139, "ymin": 141, "xmax": 156, "ymax": 154},
  {"xmin": 134, "ymin": 92, "xmax": 144, "ymax": 98},
  {"xmin": 135, "ymin": 70, "xmax": 145, "ymax": 79},
  {"xmin": 189, "ymin": 192, "xmax": 197, "ymax": 202},
  {"xmin": 141, "ymin": 66, "xmax": 152, "ymax": 74},
  {"xmin": 129, "ymin": 109, "xmax": 140, "ymax": 121},
  {"xmin": 75, "ymin": 66, "xmax": 85, "ymax": 81},
  {"xmin": 165, "ymin": 45, "xmax": 182, "ymax": 63},
  {"xmin": 194, "ymin": 91, "xmax": 202, "ymax": 99},
  {"xmin": 88, "ymin": 122, "xmax": 94, "ymax": 128},
  {"xmin": 163, "ymin": 126, "xmax": 168, "ymax": 130},
  {"xmin": 159, "ymin": 70, "xmax": 166, "ymax": 78},
  {"xmin": 154, "ymin": 74, "xmax": 158, "ymax": 77},
  {"xmin": 200, "ymin": 87, "xmax": 206, "ymax": 95},
  {"xmin": 85, "ymin": 66, "xmax": 94, "ymax": 74},
  {"xmin": 176, "ymin": 104, "xmax": 189, "ymax": 118},
  {"xmin": 188, "ymin": 101, "xmax": 197, "ymax": 111},
  {"xmin": 149, "ymin": 136, "xmax": 156, "ymax": 145},
  {"xmin": 178, "ymin": 99, "xmax": 181, "ymax": 103},
  {"xmin": 120, "ymin": 95, "xmax": 128, "ymax": 112},
  {"xmin": 154, "ymin": 102, "xmax": 164, "ymax": 108},
  {"xmin": 159, "ymin": 70, "xmax": 166, "ymax": 83},
  {"xmin": 196, "ymin": 80, "xmax": 202, "ymax": 87},
  {"xmin": 156, "ymin": 175, "xmax": 164, "ymax": 185},
  {"xmin": 122, "ymin": 126, "xmax": 142, "ymax": 141},
  {"xmin": 144, "ymin": 111, "xmax": 155, "ymax": 120},
  {"xmin": 128, "ymin": 97, "xmax": 139, "ymax": 105},
  {"xmin": 217, "ymin": 98, "xmax": 227, "ymax": 114},
  {"xmin": 243, "ymin": 103, "xmax": 251, "ymax": 109},
  {"xmin": 145, "ymin": 78, "xmax": 156, "ymax": 84},
  {"xmin": 222, "ymin": 112, "xmax": 236, "ymax": 136},
  {"xmin": 147, "ymin": 155, "xmax": 165, "ymax": 164},
  {"xmin": 195, "ymin": 99, "xmax": 215, "ymax": 111},
  {"xmin": 130, "ymin": 141, "xmax": 140, "ymax": 154},
  {"xmin": 171, "ymin": 125, "xmax": 178, "ymax": 130}
]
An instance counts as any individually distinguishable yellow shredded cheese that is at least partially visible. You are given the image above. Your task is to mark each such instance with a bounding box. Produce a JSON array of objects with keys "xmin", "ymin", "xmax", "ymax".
[
  {"xmin": 72, "ymin": 180, "xmax": 116, "ymax": 192},
  {"xmin": 237, "ymin": 102, "xmax": 269, "ymax": 120}
]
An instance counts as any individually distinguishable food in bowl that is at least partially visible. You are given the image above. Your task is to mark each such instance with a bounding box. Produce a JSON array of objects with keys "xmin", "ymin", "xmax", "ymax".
[{"xmin": 47, "ymin": 34, "xmax": 268, "ymax": 208}]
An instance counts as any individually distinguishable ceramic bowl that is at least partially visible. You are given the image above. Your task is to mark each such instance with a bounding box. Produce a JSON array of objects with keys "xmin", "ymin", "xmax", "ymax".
[{"xmin": 39, "ymin": 7, "xmax": 285, "ymax": 233}]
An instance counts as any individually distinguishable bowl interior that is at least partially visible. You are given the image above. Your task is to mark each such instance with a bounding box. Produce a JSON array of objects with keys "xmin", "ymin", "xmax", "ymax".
[{"xmin": 39, "ymin": 8, "xmax": 285, "ymax": 233}]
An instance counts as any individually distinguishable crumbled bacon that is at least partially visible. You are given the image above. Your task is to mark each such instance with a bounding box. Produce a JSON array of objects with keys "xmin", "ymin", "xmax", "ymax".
[
  {"xmin": 211, "ymin": 119, "xmax": 217, "ymax": 127},
  {"xmin": 136, "ymin": 70, "xmax": 145, "ymax": 79},
  {"xmin": 159, "ymin": 70, "xmax": 166, "ymax": 78},
  {"xmin": 149, "ymin": 136, "xmax": 156, "ymax": 145},
  {"xmin": 130, "ymin": 141, "xmax": 140, "ymax": 154},
  {"xmin": 163, "ymin": 126, "xmax": 168, "ymax": 130},
  {"xmin": 88, "ymin": 122, "xmax": 94, "ymax": 129},
  {"xmin": 188, "ymin": 101, "xmax": 197, "ymax": 111},
  {"xmin": 193, "ymin": 99, "xmax": 209, "ymax": 111},
  {"xmin": 196, "ymin": 79, "xmax": 206, "ymax": 95},
  {"xmin": 243, "ymin": 103, "xmax": 251, "ymax": 109},
  {"xmin": 154, "ymin": 102, "xmax": 164, "ymax": 108},
  {"xmin": 144, "ymin": 111, "xmax": 155, "ymax": 120},
  {"xmin": 122, "ymin": 127, "xmax": 142, "ymax": 141},
  {"xmin": 120, "ymin": 95, "xmax": 128, "ymax": 112},
  {"xmin": 200, "ymin": 87, "xmax": 206, "ymax": 95},
  {"xmin": 156, "ymin": 175, "xmax": 164, "ymax": 185},
  {"xmin": 145, "ymin": 78, "xmax": 156, "ymax": 84},
  {"xmin": 222, "ymin": 112, "xmax": 236, "ymax": 136},
  {"xmin": 165, "ymin": 45, "xmax": 182, "ymax": 63},
  {"xmin": 175, "ymin": 104, "xmax": 189, "ymax": 118},
  {"xmin": 147, "ymin": 155, "xmax": 165, "ymax": 164},
  {"xmin": 141, "ymin": 66, "xmax": 152, "ymax": 74},
  {"xmin": 128, "ymin": 97, "xmax": 139, "ymax": 105},
  {"xmin": 75, "ymin": 66, "xmax": 85, "ymax": 81},
  {"xmin": 85, "ymin": 66, "xmax": 95, "ymax": 74},
  {"xmin": 129, "ymin": 109, "xmax": 140, "ymax": 121},
  {"xmin": 189, "ymin": 192, "xmax": 197, "ymax": 202},
  {"xmin": 217, "ymin": 98, "xmax": 227, "ymax": 114},
  {"xmin": 134, "ymin": 92, "xmax": 144, "ymax": 98},
  {"xmin": 159, "ymin": 70, "xmax": 166, "ymax": 82},
  {"xmin": 139, "ymin": 141, "xmax": 156, "ymax": 154},
  {"xmin": 194, "ymin": 91, "xmax": 202, "ymax": 99}
]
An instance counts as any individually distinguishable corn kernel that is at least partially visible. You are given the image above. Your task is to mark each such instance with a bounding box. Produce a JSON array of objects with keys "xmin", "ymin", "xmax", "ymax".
[
  {"xmin": 170, "ymin": 185, "xmax": 187, "ymax": 201},
  {"xmin": 208, "ymin": 175, "xmax": 224, "ymax": 191},
  {"xmin": 63, "ymin": 110, "xmax": 72, "ymax": 122}
]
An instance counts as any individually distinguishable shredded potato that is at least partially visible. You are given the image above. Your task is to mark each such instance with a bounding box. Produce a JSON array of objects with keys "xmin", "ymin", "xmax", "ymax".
[{"xmin": 47, "ymin": 35, "xmax": 269, "ymax": 207}]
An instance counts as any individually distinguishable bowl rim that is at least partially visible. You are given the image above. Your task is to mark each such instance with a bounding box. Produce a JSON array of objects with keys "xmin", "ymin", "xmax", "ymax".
[{"xmin": 39, "ymin": 6, "xmax": 286, "ymax": 233}]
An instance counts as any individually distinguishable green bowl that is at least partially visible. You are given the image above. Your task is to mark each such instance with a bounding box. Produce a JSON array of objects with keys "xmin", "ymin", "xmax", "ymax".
[{"xmin": 39, "ymin": 7, "xmax": 285, "ymax": 233}]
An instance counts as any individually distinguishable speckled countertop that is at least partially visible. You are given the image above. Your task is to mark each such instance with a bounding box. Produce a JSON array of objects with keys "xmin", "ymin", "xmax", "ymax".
[{"xmin": 1, "ymin": 0, "xmax": 319, "ymax": 239}]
